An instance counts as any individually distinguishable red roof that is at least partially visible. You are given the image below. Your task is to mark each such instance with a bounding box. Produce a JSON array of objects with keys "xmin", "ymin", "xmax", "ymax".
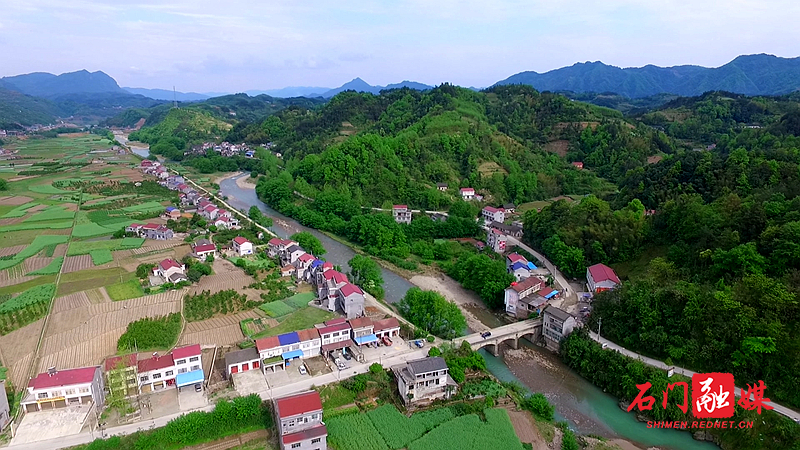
[
  {"xmin": 483, "ymin": 206, "xmax": 501, "ymax": 213},
  {"xmin": 322, "ymin": 262, "xmax": 333, "ymax": 270},
  {"xmin": 460, "ymin": 187, "xmax": 474, "ymax": 193},
  {"xmin": 324, "ymin": 318, "xmax": 347, "ymax": 326},
  {"xmin": 159, "ymin": 259, "xmax": 182, "ymax": 271},
  {"xmin": 233, "ymin": 236, "xmax": 249, "ymax": 245},
  {"xmin": 297, "ymin": 328, "xmax": 320, "ymax": 342},
  {"xmin": 203, "ymin": 205, "xmax": 217, "ymax": 212},
  {"xmin": 218, "ymin": 209, "xmax": 228, "ymax": 215},
  {"xmin": 137, "ymin": 354, "xmax": 175, "ymax": 373},
  {"xmin": 171, "ymin": 344, "xmax": 201, "ymax": 360},
  {"xmin": 142, "ymin": 223, "xmax": 159, "ymax": 230},
  {"xmin": 104, "ymin": 354, "xmax": 137, "ymax": 371},
  {"xmin": 318, "ymin": 323, "xmax": 351, "ymax": 335},
  {"xmin": 393, "ymin": 205, "xmax": 408, "ymax": 209},
  {"xmin": 373, "ymin": 317, "xmax": 400, "ymax": 332},
  {"xmin": 588, "ymin": 263, "xmax": 620, "ymax": 284},
  {"xmin": 348, "ymin": 317, "xmax": 373, "ymax": 329},
  {"xmin": 509, "ymin": 276, "xmax": 543, "ymax": 293},
  {"xmin": 268, "ymin": 238, "xmax": 282, "ymax": 246},
  {"xmin": 29, "ymin": 367, "xmax": 97, "ymax": 389},
  {"xmin": 141, "ymin": 160, "xmax": 153, "ymax": 166},
  {"xmin": 536, "ymin": 286, "xmax": 556, "ymax": 298},
  {"xmin": 276, "ymin": 391, "xmax": 323, "ymax": 418},
  {"xmin": 323, "ymin": 270, "xmax": 348, "ymax": 284},
  {"xmin": 255, "ymin": 336, "xmax": 280, "ymax": 351},
  {"xmin": 282, "ymin": 424, "xmax": 327, "ymax": 444},
  {"xmin": 298, "ymin": 253, "xmax": 315, "ymax": 262},
  {"xmin": 507, "ymin": 253, "xmax": 526, "ymax": 264},
  {"xmin": 490, "ymin": 228, "xmax": 504, "ymax": 236},
  {"xmin": 194, "ymin": 243, "xmax": 216, "ymax": 253},
  {"xmin": 128, "ymin": 223, "xmax": 141, "ymax": 228},
  {"xmin": 339, "ymin": 283, "xmax": 363, "ymax": 297}
]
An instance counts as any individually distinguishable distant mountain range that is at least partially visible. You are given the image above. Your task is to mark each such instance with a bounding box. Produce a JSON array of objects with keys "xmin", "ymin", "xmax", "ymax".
[
  {"xmin": 495, "ymin": 54, "xmax": 800, "ymax": 98},
  {"xmin": 1, "ymin": 70, "xmax": 126, "ymax": 98},
  {"xmin": 313, "ymin": 78, "xmax": 433, "ymax": 98},
  {"xmin": 123, "ymin": 87, "xmax": 209, "ymax": 102}
]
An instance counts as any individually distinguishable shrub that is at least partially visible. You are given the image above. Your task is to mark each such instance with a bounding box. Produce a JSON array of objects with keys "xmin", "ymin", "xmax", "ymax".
[
  {"xmin": 426, "ymin": 335, "xmax": 435, "ymax": 343},
  {"xmin": 521, "ymin": 393, "xmax": 554, "ymax": 421},
  {"xmin": 184, "ymin": 290, "xmax": 257, "ymax": 322},
  {"xmin": 117, "ymin": 313, "xmax": 181, "ymax": 351}
]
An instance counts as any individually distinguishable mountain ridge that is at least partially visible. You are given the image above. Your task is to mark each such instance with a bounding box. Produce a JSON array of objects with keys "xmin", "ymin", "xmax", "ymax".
[{"xmin": 494, "ymin": 54, "xmax": 800, "ymax": 98}]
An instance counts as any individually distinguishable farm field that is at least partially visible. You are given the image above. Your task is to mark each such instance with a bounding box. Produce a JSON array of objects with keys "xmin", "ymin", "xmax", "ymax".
[
  {"xmin": 252, "ymin": 307, "xmax": 337, "ymax": 338},
  {"xmin": 105, "ymin": 279, "xmax": 145, "ymax": 301},
  {"xmin": 179, "ymin": 309, "xmax": 265, "ymax": 346}
]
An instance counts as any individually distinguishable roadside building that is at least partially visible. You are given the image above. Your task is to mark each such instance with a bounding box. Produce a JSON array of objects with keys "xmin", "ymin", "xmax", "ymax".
[
  {"xmin": 256, "ymin": 336, "xmax": 286, "ymax": 372},
  {"xmin": 348, "ymin": 317, "xmax": 378, "ymax": 347},
  {"xmin": 373, "ymin": 317, "xmax": 401, "ymax": 339},
  {"xmin": 481, "ymin": 206, "xmax": 505, "ymax": 224},
  {"xmin": 192, "ymin": 241, "xmax": 217, "ymax": 259},
  {"xmin": 393, "ymin": 357, "xmax": 457, "ymax": 405},
  {"xmin": 586, "ymin": 263, "xmax": 620, "ymax": 293},
  {"xmin": 274, "ymin": 391, "xmax": 327, "ymax": 450},
  {"xmin": 21, "ymin": 366, "xmax": 105, "ymax": 413},
  {"xmin": 392, "ymin": 205, "xmax": 412, "ymax": 224},
  {"xmin": 225, "ymin": 347, "xmax": 261, "ymax": 376},
  {"xmin": 490, "ymin": 221, "xmax": 523, "ymax": 238},
  {"xmin": 504, "ymin": 276, "xmax": 546, "ymax": 319},
  {"xmin": 172, "ymin": 344, "xmax": 203, "ymax": 390},
  {"xmin": 337, "ymin": 283, "xmax": 365, "ymax": 319},
  {"xmin": 144, "ymin": 224, "xmax": 174, "ymax": 240},
  {"xmin": 297, "ymin": 328, "xmax": 322, "ymax": 358},
  {"xmin": 542, "ymin": 305, "xmax": 577, "ymax": 352},
  {"xmin": 104, "ymin": 354, "xmax": 139, "ymax": 397},
  {"xmin": 486, "ymin": 228, "xmax": 507, "ymax": 253},
  {"xmin": 137, "ymin": 354, "xmax": 176, "ymax": 392},
  {"xmin": 232, "ymin": 236, "xmax": 254, "ymax": 256},
  {"xmin": 318, "ymin": 320, "xmax": 352, "ymax": 358},
  {"xmin": 317, "ymin": 270, "xmax": 348, "ymax": 311}
]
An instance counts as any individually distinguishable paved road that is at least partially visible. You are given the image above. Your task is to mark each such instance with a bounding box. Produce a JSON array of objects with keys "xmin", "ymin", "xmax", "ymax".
[
  {"xmin": 505, "ymin": 236, "xmax": 575, "ymax": 302},
  {"xmin": 590, "ymin": 332, "xmax": 800, "ymax": 422},
  {"xmin": 456, "ymin": 319, "xmax": 540, "ymax": 347}
]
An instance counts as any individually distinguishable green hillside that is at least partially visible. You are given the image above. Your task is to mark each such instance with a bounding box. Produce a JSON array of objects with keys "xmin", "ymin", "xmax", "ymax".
[{"xmin": 0, "ymin": 88, "xmax": 59, "ymax": 127}]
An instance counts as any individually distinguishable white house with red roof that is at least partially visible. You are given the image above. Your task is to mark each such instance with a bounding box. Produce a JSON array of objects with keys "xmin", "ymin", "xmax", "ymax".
[
  {"xmin": 192, "ymin": 241, "xmax": 217, "ymax": 259},
  {"xmin": 317, "ymin": 320, "xmax": 352, "ymax": 356},
  {"xmin": 153, "ymin": 259, "xmax": 186, "ymax": 282},
  {"xmin": 481, "ymin": 206, "xmax": 505, "ymax": 224},
  {"xmin": 268, "ymin": 238, "xmax": 295, "ymax": 257},
  {"xmin": 274, "ymin": 391, "xmax": 327, "ymax": 450},
  {"xmin": 392, "ymin": 205, "xmax": 412, "ymax": 224},
  {"xmin": 487, "ymin": 227, "xmax": 507, "ymax": 253},
  {"xmin": 22, "ymin": 366, "xmax": 105, "ymax": 413},
  {"xmin": 504, "ymin": 276, "xmax": 546, "ymax": 318},
  {"xmin": 586, "ymin": 263, "xmax": 620, "ymax": 293},
  {"xmin": 337, "ymin": 283, "xmax": 365, "ymax": 319},
  {"xmin": 232, "ymin": 237, "xmax": 253, "ymax": 256},
  {"xmin": 213, "ymin": 216, "xmax": 239, "ymax": 230},
  {"xmin": 200, "ymin": 204, "xmax": 220, "ymax": 220},
  {"xmin": 373, "ymin": 317, "xmax": 401, "ymax": 339},
  {"xmin": 282, "ymin": 244, "xmax": 306, "ymax": 265},
  {"xmin": 460, "ymin": 187, "xmax": 475, "ymax": 200},
  {"xmin": 137, "ymin": 354, "xmax": 176, "ymax": 392},
  {"xmin": 293, "ymin": 252, "xmax": 316, "ymax": 281}
]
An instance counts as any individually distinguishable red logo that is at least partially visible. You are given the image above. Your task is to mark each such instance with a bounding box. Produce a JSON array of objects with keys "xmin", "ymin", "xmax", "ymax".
[{"xmin": 692, "ymin": 373, "xmax": 734, "ymax": 418}]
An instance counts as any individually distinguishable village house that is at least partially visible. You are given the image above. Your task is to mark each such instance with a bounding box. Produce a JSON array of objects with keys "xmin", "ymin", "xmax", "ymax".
[
  {"xmin": 172, "ymin": 344, "xmax": 202, "ymax": 375},
  {"xmin": 481, "ymin": 206, "xmax": 505, "ymax": 224},
  {"xmin": 144, "ymin": 224, "xmax": 174, "ymax": 240},
  {"xmin": 542, "ymin": 305, "xmax": 577, "ymax": 351},
  {"xmin": 274, "ymin": 391, "xmax": 327, "ymax": 450},
  {"xmin": 104, "ymin": 354, "xmax": 139, "ymax": 397},
  {"xmin": 0, "ymin": 380, "xmax": 9, "ymax": 429},
  {"xmin": 164, "ymin": 207, "xmax": 182, "ymax": 221},
  {"xmin": 436, "ymin": 183, "xmax": 448, "ymax": 191},
  {"xmin": 297, "ymin": 328, "xmax": 322, "ymax": 358},
  {"xmin": 293, "ymin": 253, "xmax": 316, "ymax": 281},
  {"xmin": 393, "ymin": 357, "xmax": 457, "ymax": 405},
  {"xmin": 486, "ymin": 228, "xmax": 507, "ymax": 253},
  {"xmin": 459, "ymin": 187, "xmax": 475, "ymax": 201},
  {"xmin": 152, "ymin": 259, "xmax": 187, "ymax": 283},
  {"xmin": 282, "ymin": 244, "xmax": 306, "ymax": 265},
  {"xmin": 571, "ymin": 161, "xmax": 584, "ymax": 170},
  {"xmin": 503, "ymin": 203, "xmax": 516, "ymax": 214},
  {"xmin": 255, "ymin": 336, "xmax": 287, "ymax": 372},
  {"xmin": 137, "ymin": 354, "xmax": 176, "ymax": 392},
  {"xmin": 392, "ymin": 205, "xmax": 412, "ymax": 224},
  {"xmin": 317, "ymin": 270, "xmax": 349, "ymax": 311},
  {"xmin": 200, "ymin": 204, "xmax": 220, "ymax": 220},
  {"xmin": 372, "ymin": 317, "xmax": 401, "ymax": 339},
  {"xmin": 225, "ymin": 347, "xmax": 261, "ymax": 377},
  {"xmin": 317, "ymin": 319, "xmax": 352, "ymax": 358},
  {"xmin": 192, "ymin": 240, "xmax": 217, "ymax": 259},
  {"xmin": 232, "ymin": 236, "xmax": 254, "ymax": 256},
  {"xmin": 504, "ymin": 276, "xmax": 548, "ymax": 319},
  {"xmin": 348, "ymin": 317, "xmax": 378, "ymax": 347},
  {"xmin": 268, "ymin": 238, "xmax": 297, "ymax": 258},
  {"xmin": 506, "ymin": 253, "xmax": 536, "ymax": 281},
  {"xmin": 337, "ymin": 283, "xmax": 365, "ymax": 319},
  {"xmin": 586, "ymin": 263, "xmax": 620, "ymax": 293},
  {"xmin": 213, "ymin": 216, "xmax": 239, "ymax": 230},
  {"xmin": 280, "ymin": 265, "xmax": 296, "ymax": 277},
  {"xmin": 21, "ymin": 366, "xmax": 105, "ymax": 413},
  {"xmin": 125, "ymin": 223, "xmax": 143, "ymax": 235},
  {"xmin": 491, "ymin": 221, "xmax": 523, "ymax": 238}
]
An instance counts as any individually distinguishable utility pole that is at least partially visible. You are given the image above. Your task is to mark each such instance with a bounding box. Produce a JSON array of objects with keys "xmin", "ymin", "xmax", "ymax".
[{"xmin": 597, "ymin": 317, "xmax": 602, "ymax": 339}]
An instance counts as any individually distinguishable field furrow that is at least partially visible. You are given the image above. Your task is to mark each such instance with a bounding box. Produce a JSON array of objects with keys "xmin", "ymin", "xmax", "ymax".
[
  {"xmin": 0, "ymin": 275, "xmax": 36, "ymax": 288},
  {"xmin": 0, "ymin": 245, "xmax": 26, "ymax": 257},
  {"xmin": 0, "ymin": 319, "xmax": 44, "ymax": 387},
  {"xmin": 52, "ymin": 292, "xmax": 91, "ymax": 314},
  {"xmin": 61, "ymin": 255, "xmax": 94, "ymax": 273},
  {"xmin": 24, "ymin": 256, "xmax": 54, "ymax": 273}
]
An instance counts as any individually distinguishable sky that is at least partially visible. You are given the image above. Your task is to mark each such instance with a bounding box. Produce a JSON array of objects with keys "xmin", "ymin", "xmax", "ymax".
[{"xmin": 1, "ymin": 0, "xmax": 799, "ymax": 93}]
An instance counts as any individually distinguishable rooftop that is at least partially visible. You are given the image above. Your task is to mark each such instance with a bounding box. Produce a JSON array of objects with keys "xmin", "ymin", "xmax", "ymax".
[
  {"xmin": 138, "ymin": 354, "xmax": 175, "ymax": 373},
  {"xmin": 282, "ymin": 425, "xmax": 328, "ymax": 444},
  {"xmin": 508, "ymin": 276, "xmax": 543, "ymax": 293},
  {"xmin": 171, "ymin": 344, "xmax": 201, "ymax": 360},
  {"xmin": 255, "ymin": 336, "xmax": 280, "ymax": 351},
  {"xmin": 296, "ymin": 328, "xmax": 320, "ymax": 342},
  {"xmin": 233, "ymin": 236, "xmax": 250, "ymax": 245},
  {"xmin": 588, "ymin": 263, "xmax": 620, "ymax": 284},
  {"xmin": 407, "ymin": 357, "xmax": 448, "ymax": 375},
  {"xmin": 323, "ymin": 270, "xmax": 348, "ymax": 284},
  {"xmin": 194, "ymin": 243, "xmax": 217, "ymax": 253},
  {"xmin": 373, "ymin": 317, "xmax": 400, "ymax": 331},
  {"xmin": 318, "ymin": 322, "xmax": 351, "ymax": 335},
  {"xmin": 347, "ymin": 317, "xmax": 373, "ymax": 330},
  {"xmin": 104, "ymin": 354, "xmax": 136, "ymax": 372},
  {"xmin": 159, "ymin": 259, "xmax": 182, "ymax": 271},
  {"xmin": 225, "ymin": 347, "xmax": 259, "ymax": 367},
  {"xmin": 339, "ymin": 283, "xmax": 363, "ymax": 297},
  {"xmin": 28, "ymin": 367, "xmax": 97, "ymax": 390},
  {"xmin": 543, "ymin": 305, "xmax": 573, "ymax": 322},
  {"xmin": 275, "ymin": 391, "xmax": 322, "ymax": 418}
]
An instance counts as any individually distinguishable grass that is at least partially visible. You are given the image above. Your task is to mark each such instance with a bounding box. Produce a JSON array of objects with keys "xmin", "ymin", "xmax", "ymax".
[
  {"xmin": 121, "ymin": 201, "xmax": 165, "ymax": 213},
  {"xmin": 253, "ymin": 307, "xmax": 337, "ymax": 338},
  {"xmin": 258, "ymin": 300, "xmax": 295, "ymax": 318},
  {"xmin": 72, "ymin": 222, "xmax": 126, "ymax": 238},
  {"xmin": 28, "ymin": 183, "xmax": 72, "ymax": 195},
  {"xmin": 517, "ymin": 201, "xmax": 551, "ymax": 213},
  {"xmin": 28, "ymin": 257, "xmax": 64, "ymax": 275},
  {"xmin": 533, "ymin": 418, "xmax": 555, "ymax": 443},
  {"xmin": 89, "ymin": 249, "xmax": 114, "ymax": 265},
  {"xmin": 283, "ymin": 292, "xmax": 315, "ymax": 309},
  {"xmin": 23, "ymin": 206, "xmax": 75, "ymax": 222},
  {"xmin": 1, "ymin": 202, "xmax": 39, "ymax": 218},
  {"xmin": 57, "ymin": 267, "xmax": 135, "ymax": 296},
  {"xmin": 0, "ymin": 221, "xmax": 73, "ymax": 232},
  {"xmin": 0, "ymin": 275, "xmax": 57, "ymax": 297},
  {"xmin": 0, "ymin": 235, "xmax": 69, "ymax": 270},
  {"xmin": 318, "ymin": 384, "xmax": 357, "ymax": 411},
  {"xmin": 67, "ymin": 238, "xmax": 144, "ymax": 256},
  {"xmin": 0, "ymin": 230, "xmax": 48, "ymax": 247},
  {"xmin": 610, "ymin": 245, "xmax": 668, "ymax": 280},
  {"xmin": 106, "ymin": 279, "xmax": 145, "ymax": 301}
]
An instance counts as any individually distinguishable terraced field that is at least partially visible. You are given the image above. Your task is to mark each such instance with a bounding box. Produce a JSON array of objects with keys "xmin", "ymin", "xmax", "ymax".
[
  {"xmin": 179, "ymin": 309, "xmax": 265, "ymax": 346},
  {"xmin": 0, "ymin": 319, "xmax": 45, "ymax": 387}
]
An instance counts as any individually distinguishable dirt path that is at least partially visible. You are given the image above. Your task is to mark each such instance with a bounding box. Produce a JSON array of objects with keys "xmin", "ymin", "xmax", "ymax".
[
  {"xmin": 506, "ymin": 408, "xmax": 549, "ymax": 450},
  {"xmin": 409, "ymin": 275, "xmax": 490, "ymax": 332}
]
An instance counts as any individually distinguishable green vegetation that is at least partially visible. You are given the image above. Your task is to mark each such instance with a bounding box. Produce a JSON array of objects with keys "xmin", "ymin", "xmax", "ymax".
[
  {"xmin": 290, "ymin": 231, "xmax": 326, "ymax": 256},
  {"xmin": 407, "ymin": 409, "xmax": 523, "ymax": 450},
  {"xmin": 67, "ymin": 238, "xmax": 143, "ymax": 255},
  {"xmin": 1, "ymin": 202, "xmax": 39, "ymax": 218},
  {"xmin": 78, "ymin": 394, "xmax": 270, "ymax": 450},
  {"xmin": 184, "ymin": 290, "xmax": 258, "ymax": 322},
  {"xmin": 117, "ymin": 313, "xmax": 181, "ymax": 352},
  {"xmin": 0, "ymin": 221, "xmax": 73, "ymax": 232},
  {"xmin": 347, "ymin": 254, "xmax": 384, "ymax": 300},
  {"xmin": 398, "ymin": 288, "xmax": 466, "ymax": 339},
  {"xmin": 253, "ymin": 307, "xmax": 336, "ymax": 338},
  {"xmin": 561, "ymin": 329, "xmax": 799, "ymax": 450},
  {"xmin": 366, "ymin": 405, "xmax": 455, "ymax": 449},
  {"xmin": 0, "ymin": 284, "xmax": 55, "ymax": 334},
  {"xmin": 23, "ymin": 206, "xmax": 75, "ymax": 222},
  {"xmin": 28, "ymin": 183, "xmax": 71, "ymax": 195},
  {"xmin": 283, "ymin": 292, "xmax": 315, "ymax": 309},
  {"xmin": 446, "ymin": 253, "xmax": 515, "ymax": 308},
  {"xmin": 440, "ymin": 341, "xmax": 487, "ymax": 383},
  {"xmin": 318, "ymin": 383, "xmax": 357, "ymax": 411},
  {"xmin": 248, "ymin": 205, "xmax": 273, "ymax": 228},
  {"xmin": 89, "ymin": 248, "xmax": 113, "ymax": 265},
  {"xmin": 258, "ymin": 300, "xmax": 297, "ymax": 318},
  {"xmin": 106, "ymin": 280, "xmax": 145, "ymax": 301},
  {"xmin": 28, "ymin": 257, "xmax": 64, "ymax": 275},
  {"xmin": 0, "ymin": 234, "xmax": 69, "ymax": 271},
  {"xmin": 327, "ymin": 412, "xmax": 388, "ymax": 450}
]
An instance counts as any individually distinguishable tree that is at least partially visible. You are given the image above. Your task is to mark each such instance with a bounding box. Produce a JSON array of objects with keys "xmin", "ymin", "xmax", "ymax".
[
  {"xmin": 249, "ymin": 205, "xmax": 273, "ymax": 228},
  {"xmin": 397, "ymin": 288, "xmax": 466, "ymax": 339},
  {"xmin": 347, "ymin": 254, "xmax": 384, "ymax": 299},
  {"xmin": 136, "ymin": 263, "xmax": 156, "ymax": 279},
  {"xmin": 0, "ymin": 179, "xmax": 7, "ymax": 191},
  {"xmin": 205, "ymin": 254, "xmax": 215, "ymax": 263},
  {"xmin": 290, "ymin": 231, "xmax": 326, "ymax": 256}
]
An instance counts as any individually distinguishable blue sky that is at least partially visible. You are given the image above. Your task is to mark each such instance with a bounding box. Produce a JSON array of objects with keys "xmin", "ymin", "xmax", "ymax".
[{"xmin": 1, "ymin": 0, "xmax": 799, "ymax": 92}]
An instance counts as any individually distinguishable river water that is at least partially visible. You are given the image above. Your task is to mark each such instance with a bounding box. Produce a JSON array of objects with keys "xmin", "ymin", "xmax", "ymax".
[{"xmin": 219, "ymin": 172, "xmax": 715, "ymax": 450}]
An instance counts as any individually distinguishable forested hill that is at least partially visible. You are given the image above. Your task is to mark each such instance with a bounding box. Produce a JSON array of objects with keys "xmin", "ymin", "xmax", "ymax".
[{"xmin": 235, "ymin": 84, "xmax": 679, "ymax": 208}]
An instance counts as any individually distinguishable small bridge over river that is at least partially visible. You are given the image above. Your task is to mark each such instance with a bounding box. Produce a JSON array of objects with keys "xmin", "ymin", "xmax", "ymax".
[{"xmin": 454, "ymin": 319, "xmax": 542, "ymax": 356}]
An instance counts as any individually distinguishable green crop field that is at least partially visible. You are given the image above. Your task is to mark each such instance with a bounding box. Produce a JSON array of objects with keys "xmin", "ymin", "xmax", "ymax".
[
  {"xmin": 253, "ymin": 307, "xmax": 337, "ymax": 338},
  {"xmin": 106, "ymin": 279, "xmax": 144, "ymax": 301},
  {"xmin": 0, "ymin": 235, "xmax": 70, "ymax": 270},
  {"xmin": 121, "ymin": 201, "xmax": 165, "ymax": 213},
  {"xmin": 327, "ymin": 413, "xmax": 388, "ymax": 450},
  {"xmin": 28, "ymin": 257, "xmax": 64, "ymax": 275},
  {"xmin": 0, "ymin": 221, "xmax": 73, "ymax": 233},
  {"xmin": 67, "ymin": 238, "xmax": 143, "ymax": 256},
  {"xmin": 0, "ymin": 283, "xmax": 55, "ymax": 314},
  {"xmin": 367, "ymin": 405, "xmax": 455, "ymax": 449},
  {"xmin": 72, "ymin": 222, "xmax": 124, "ymax": 238},
  {"xmin": 283, "ymin": 292, "xmax": 315, "ymax": 309},
  {"xmin": 28, "ymin": 183, "xmax": 72, "ymax": 195},
  {"xmin": 23, "ymin": 206, "xmax": 75, "ymax": 222},
  {"xmin": 89, "ymin": 249, "xmax": 113, "ymax": 265},
  {"xmin": 258, "ymin": 300, "xmax": 295, "ymax": 318},
  {"xmin": 1, "ymin": 202, "xmax": 39, "ymax": 218},
  {"xmin": 406, "ymin": 409, "xmax": 523, "ymax": 450}
]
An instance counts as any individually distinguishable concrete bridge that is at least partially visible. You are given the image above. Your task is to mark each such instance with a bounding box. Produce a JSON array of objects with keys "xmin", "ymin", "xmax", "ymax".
[{"xmin": 455, "ymin": 319, "xmax": 542, "ymax": 356}]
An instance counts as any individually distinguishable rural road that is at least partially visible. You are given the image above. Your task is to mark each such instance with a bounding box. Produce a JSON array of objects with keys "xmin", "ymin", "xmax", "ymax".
[
  {"xmin": 504, "ymin": 236, "xmax": 575, "ymax": 303},
  {"xmin": 590, "ymin": 332, "xmax": 800, "ymax": 423}
]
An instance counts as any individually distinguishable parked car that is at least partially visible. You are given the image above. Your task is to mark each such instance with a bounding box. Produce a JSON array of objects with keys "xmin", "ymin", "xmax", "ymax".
[
  {"xmin": 601, "ymin": 343, "xmax": 609, "ymax": 349},
  {"xmin": 382, "ymin": 336, "xmax": 393, "ymax": 346},
  {"xmin": 299, "ymin": 364, "xmax": 308, "ymax": 375},
  {"xmin": 194, "ymin": 384, "xmax": 203, "ymax": 392},
  {"xmin": 342, "ymin": 352, "xmax": 352, "ymax": 361},
  {"xmin": 481, "ymin": 332, "xmax": 492, "ymax": 339},
  {"xmin": 414, "ymin": 339, "xmax": 424, "ymax": 348},
  {"xmin": 335, "ymin": 358, "xmax": 347, "ymax": 370}
]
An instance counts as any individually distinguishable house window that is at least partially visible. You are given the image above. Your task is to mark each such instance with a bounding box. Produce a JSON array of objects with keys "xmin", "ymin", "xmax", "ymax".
[
  {"xmin": 311, "ymin": 414, "xmax": 318, "ymax": 420},
  {"xmin": 37, "ymin": 393, "xmax": 48, "ymax": 399},
  {"xmin": 80, "ymin": 387, "xmax": 90, "ymax": 393},
  {"xmin": 178, "ymin": 368, "xmax": 187, "ymax": 374},
  {"xmin": 332, "ymin": 332, "xmax": 339, "ymax": 337},
  {"xmin": 312, "ymin": 438, "xmax": 321, "ymax": 444},
  {"xmin": 140, "ymin": 376, "xmax": 149, "ymax": 382},
  {"xmin": 176, "ymin": 359, "xmax": 186, "ymax": 365},
  {"xmin": 153, "ymin": 373, "xmax": 162, "ymax": 379},
  {"xmin": 65, "ymin": 389, "xmax": 75, "ymax": 395},
  {"xmin": 191, "ymin": 365, "xmax": 200, "ymax": 371},
  {"xmin": 165, "ymin": 370, "xmax": 174, "ymax": 376},
  {"xmin": 189, "ymin": 356, "xmax": 199, "ymax": 362},
  {"xmin": 291, "ymin": 444, "xmax": 301, "ymax": 449}
]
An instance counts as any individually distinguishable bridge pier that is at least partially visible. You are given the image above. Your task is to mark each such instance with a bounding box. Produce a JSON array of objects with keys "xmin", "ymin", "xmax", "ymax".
[{"xmin": 509, "ymin": 337, "xmax": 519, "ymax": 350}]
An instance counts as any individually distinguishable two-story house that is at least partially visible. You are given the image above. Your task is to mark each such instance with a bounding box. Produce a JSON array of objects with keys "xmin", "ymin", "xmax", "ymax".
[
  {"xmin": 200, "ymin": 204, "xmax": 219, "ymax": 220},
  {"xmin": 256, "ymin": 336, "xmax": 286, "ymax": 372},
  {"xmin": 392, "ymin": 357, "xmax": 457, "ymax": 405},
  {"xmin": 145, "ymin": 225, "xmax": 174, "ymax": 240},
  {"xmin": 436, "ymin": 183, "xmax": 448, "ymax": 192},
  {"xmin": 21, "ymin": 366, "xmax": 105, "ymax": 413},
  {"xmin": 282, "ymin": 245, "xmax": 306, "ymax": 265},
  {"xmin": 125, "ymin": 223, "xmax": 143, "ymax": 235},
  {"xmin": 337, "ymin": 283, "xmax": 365, "ymax": 319},
  {"xmin": 317, "ymin": 320, "xmax": 352, "ymax": 357},
  {"xmin": 486, "ymin": 228, "xmax": 507, "ymax": 253},
  {"xmin": 481, "ymin": 206, "xmax": 505, "ymax": 224},
  {"xmin": 232, "ymin": 237, "xmax": 253, "ymax": 256},
  {"xmin": 274, "ymin": 391, "xmax": 327, "ymax": 450},
  {"xmin": 459, "ymin": 187, "xmax": 475, "ymax": 200},
  {"xmin": 392, "ymin": 205, "xmax": 412, "ymax": 224},
  {"xmin": 192, "ymin": 241, "xmax": 217, "ymax": 259},
  {"xmin": 293, "ymin": 253, "xmax": 316, "ymax": 281},
  {"xmin": 278, "ymin": 332, "xmax": 304, "ymax": 366},
  {"xmin": 152, "ymin": 259, "xmax": 187, "ymax": 283},
  {"xmin": 504, "ymin": 276, "xmax": 546, "ymax": 319},
  {"xmin": 137, "ymin": 354, "xmax": 176, "ymax": 392},
  {"xmin": 268, "ymin": 238, "xmax": 296, "ymax": 257},
  {"xmin": 297, "ymin": 328, "xmax": 322, "ymax": 358},
  {"xmin": 104, "ymin": 354, "xmax": 139, "ymax": 397},
  {"xmin": 372, "ymin": 317, "xmax": 401, "ymax": 339},
  {"xmin": 348, "ymin": 317, "xmax": 377, "ymax": 347},
  {"xmin": 586, "ymin": 263, "xmax": 620, "ymax": 293},
  {"xmin": 172, "ymin": 344, "xmax": 204, "ymax": 390},
  {"xmin": 542, "ymin": 305, "xmax": 577, "ymax": 351}
]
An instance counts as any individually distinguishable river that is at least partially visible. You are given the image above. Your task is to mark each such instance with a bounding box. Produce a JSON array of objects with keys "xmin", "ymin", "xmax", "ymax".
[{"xmin": 218, "ymin": 172, "xmax": 717, "ymax": 450}]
